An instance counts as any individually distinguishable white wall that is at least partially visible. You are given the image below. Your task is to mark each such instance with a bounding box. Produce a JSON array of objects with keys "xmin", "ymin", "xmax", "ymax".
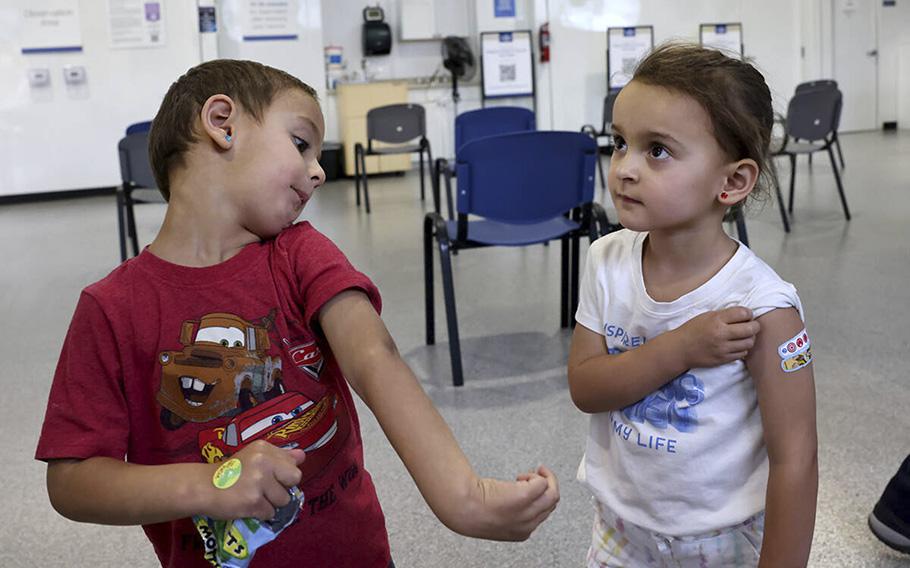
[
  {"xmin": 546, "ymin": 0, "xmax": 803, "ymax": 133},
  {"xmin": 0, "ymin": 0, "xmax": 202, "ymax": 197},
  {"xmin": 877, "ymin": 0, "xmax": 910, "ymax": 126}
]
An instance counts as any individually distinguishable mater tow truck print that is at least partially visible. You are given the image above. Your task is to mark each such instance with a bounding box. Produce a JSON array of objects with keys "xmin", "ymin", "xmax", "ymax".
[{"xmin": 157, "ymin": 312, "xmax": 284, "ymax": 430}]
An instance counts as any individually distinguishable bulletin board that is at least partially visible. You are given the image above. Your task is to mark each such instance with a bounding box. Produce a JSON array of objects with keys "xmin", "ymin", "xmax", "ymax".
[
  {"xmin": 699, "ymin": 23, "xmax": 743, "ymax": 58},
  {"xmin": 606, "ymin": 26, "xmax": 653, "ymax": 91},
  {"xmin": 480, "ymin": 30, "xmax": 535, "ymax": 101}
]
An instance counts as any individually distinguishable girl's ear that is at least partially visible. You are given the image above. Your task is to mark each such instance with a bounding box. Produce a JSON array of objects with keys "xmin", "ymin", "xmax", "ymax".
[
  {"xmin": 200, "ymin": 94, "xmax": 237, "ymax": 150},
  {"xmin": 719, "ymin": 159, "xmax": 759, "ymax": 207}
]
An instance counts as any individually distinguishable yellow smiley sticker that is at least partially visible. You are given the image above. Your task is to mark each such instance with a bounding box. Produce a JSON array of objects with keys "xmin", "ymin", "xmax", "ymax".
[{"xmin": 212, "ymin": 458, "xmax": 242, "ymax": 490}]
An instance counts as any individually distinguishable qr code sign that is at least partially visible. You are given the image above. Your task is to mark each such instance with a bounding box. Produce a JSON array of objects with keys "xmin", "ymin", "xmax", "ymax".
[{"xmin": 499, "ymin": 64, "xmax": 516, "ymax": 82}]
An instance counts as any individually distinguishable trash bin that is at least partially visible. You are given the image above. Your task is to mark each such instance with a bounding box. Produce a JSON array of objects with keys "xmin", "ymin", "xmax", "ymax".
[{"xmin": 320, "ymin": 142, "xmax": 344, "ymax": 181}]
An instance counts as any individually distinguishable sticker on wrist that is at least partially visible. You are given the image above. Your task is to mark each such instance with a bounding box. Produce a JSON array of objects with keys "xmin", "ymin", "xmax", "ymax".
[{"xmin": 213, "ymin": 458, "xmax": 242, "ymax": 489}]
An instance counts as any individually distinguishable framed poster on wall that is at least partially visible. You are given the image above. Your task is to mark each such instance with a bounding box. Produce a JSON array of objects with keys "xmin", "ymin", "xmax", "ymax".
[
  {"xmin": 606, "ymin": 26, "xmax": 653, "ymax": 91},
  {"xmin": 699, "ymin": 23, "xmax": 743, "ymax": 58},
  {"xmin": 480, "ymin": 30, "xmax": 535, "ymax": 99}
]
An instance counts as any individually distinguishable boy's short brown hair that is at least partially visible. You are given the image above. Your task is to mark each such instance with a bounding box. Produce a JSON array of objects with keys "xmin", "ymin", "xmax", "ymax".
[{"xmin": 148, "ymin": 59, "xmax": 318, "ymax": 201}]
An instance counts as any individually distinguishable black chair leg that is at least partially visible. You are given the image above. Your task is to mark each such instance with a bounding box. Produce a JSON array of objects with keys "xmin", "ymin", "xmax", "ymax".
[
  {"xmin": 835, "ymin": 134, "xmax": 846, "ymax": 169},
  {"xmin": 560, "ymin": 236, "xmax": 569, "ymax": 328},
  {"xmin": 424, "ymin": 216, "xmax": 435, "ymax": 345},
  {"xmin": 116, "ymin": 187, "xmax": 127, "ymax": 262},
  {"xmin": 424, "ymin": 141, "xmax": 433, "ymax": 204},
  {"xmin": 419, "ymin": 150, "xmax": 425, "ymax": 202},
  {"xmin": 828, "ymin": 146, "xmax": 851, "ymax": 220},
  {"xmin": 360, "ymin": 149, "xmax": 371, "ymax": 214},
  {"xmin": 125, "ymin": 189, "xmax": 139, "ymax": 257},
  {"xmin": 596, "ymin": 154, "xmax": 606, "ymax": 191},
  {"xmin": 734, "ymin": 209, "xmax": 749, "ymax": 247},
  {"xmin": 808, "ymin": 153, "xmax": 813, "ymax": 168},
  {"xmin": 354, "ymin": 145, "xmax": 361, "ymax": 207},
  {"xmin": 774, "ymin": 156, "xmax": 791, "ymax": 233},
  {"xmin": 788, "ymin": 154, "xmax": 797, "ymax": 214},
  {"xmin": 570, "ymin": 210, "xmax": 581, "ymax": 322},
  {"xmin": 438, "ymin": 238, "xmax": 463, "ymax": 386}
]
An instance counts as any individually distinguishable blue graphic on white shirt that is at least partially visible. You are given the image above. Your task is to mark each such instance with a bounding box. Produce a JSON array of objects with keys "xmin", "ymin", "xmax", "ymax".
[{"xmin": 622, "ymin": 372, "xmax": 705, "ymax": 433}]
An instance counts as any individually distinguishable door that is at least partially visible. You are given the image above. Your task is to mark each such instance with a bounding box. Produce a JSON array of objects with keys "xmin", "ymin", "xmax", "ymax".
[{"xmin": 832, "ymin": 0, "xmax": 878, "ymax": 131}]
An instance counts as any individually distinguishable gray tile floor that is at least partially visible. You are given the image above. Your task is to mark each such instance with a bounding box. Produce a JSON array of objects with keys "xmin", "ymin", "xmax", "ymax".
[{"xmin": 1, "ymin": 130, "xmax": 909, "ymax": 567}]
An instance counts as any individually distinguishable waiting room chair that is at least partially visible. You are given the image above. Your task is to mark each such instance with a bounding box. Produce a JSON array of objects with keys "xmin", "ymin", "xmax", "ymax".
[
  {"xmin": 773, "ymin": 87, "xmax": 850, "ymax": 231},
  {"xmin": 794, "ymin": 80, "xmax": 845, "ymax": 170},
  {"xmin": 424, "ymin": 131, "xmax": 618, "ymax": 386},
  {"xmin": 580, "ymin": 91, "xmax": 619, "ymax": 191},
  {"xmin": 116, "ymin": 122, "xmax": 158, "ymax": 261},
  {"xmin": 433, "ymin": 106, "xmax": 536, "ymax": 217},
  {"xmin": 354, "ymin": 103, "xmax": 432, "ymax": 214}
]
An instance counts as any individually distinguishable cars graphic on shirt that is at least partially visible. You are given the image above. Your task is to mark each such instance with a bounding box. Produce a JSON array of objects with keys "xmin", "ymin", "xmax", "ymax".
[
  {"xmin": 198, "ymin": 392, "xmax": 339, "ymax": 464},
  {"xmin": 157, "ymin": 313, "xmax": 283, "ymax": 429}
]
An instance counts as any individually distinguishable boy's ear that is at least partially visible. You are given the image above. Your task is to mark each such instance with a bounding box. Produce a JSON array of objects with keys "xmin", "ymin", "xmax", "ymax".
[
  {"xmin": 719, "ymin": 158, "xmax": 759, "ymax": 207},
  {"xmin": 200, "ymin": 94, "xmax": 237, "ymax": 150}
]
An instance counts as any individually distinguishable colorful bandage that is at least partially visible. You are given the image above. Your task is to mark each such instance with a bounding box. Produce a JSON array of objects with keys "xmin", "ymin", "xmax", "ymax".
[{"xmin": 777, "ymin": 328, "xmax": 813, "ymax": 373}]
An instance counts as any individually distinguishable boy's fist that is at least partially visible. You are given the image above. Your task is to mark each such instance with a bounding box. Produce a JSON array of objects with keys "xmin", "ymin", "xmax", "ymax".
[
  {"xmin": 468, "ymin": 465, "xmax": 559, "ymax": 541},
  {"xmin": 200, "ymin": 441, "xmax": 305, "ymax": 521}
]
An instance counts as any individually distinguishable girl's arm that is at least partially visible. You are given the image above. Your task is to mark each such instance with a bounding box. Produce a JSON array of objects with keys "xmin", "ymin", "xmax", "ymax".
[
  {"xmin": 568, "ymin": 307, "xmax": 760, "ymax": 413},
  {"xmin": 318, "ymin": 290, "xmax": 559, "ymax": 541},
  {"xmin": 746, "ymin": 307, "xmax": 818, "ymax": 568}
]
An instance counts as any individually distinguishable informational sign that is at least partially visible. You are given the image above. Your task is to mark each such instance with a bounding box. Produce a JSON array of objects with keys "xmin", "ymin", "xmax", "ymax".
[
  {"xmin": 20, "ymin": 1, "xmax": 83, "ymax": 54},
  {"xmin": 494, "ymin": 0, "xmax": 516, "ymax": 18},
  {"xmin": 481, "ymin": 30, "xmax": 534, "ymax": 98},
  {"xmin": 107, "ymin": 0, "xmax": 166, "ymax": 49},
  {"xmin": 606, "ymin": 26, "xmax": 653, "ymax": 90},
  {"xmin": 699, "ymin": 23, "xmax": 743, "ymax": 58},
  {"xmin": 241, "ymin": 0, "xmax": 298, "ymax": 41},
  {"xmin": 198, "ymin": 6, "xmax": 217, "ymax": 33}
]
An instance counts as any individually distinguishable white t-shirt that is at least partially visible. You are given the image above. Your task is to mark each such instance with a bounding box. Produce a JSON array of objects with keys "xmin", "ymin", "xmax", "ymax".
[{"xmin": 575, "ymin": 230, "xmax": 804, "ymax": 536}]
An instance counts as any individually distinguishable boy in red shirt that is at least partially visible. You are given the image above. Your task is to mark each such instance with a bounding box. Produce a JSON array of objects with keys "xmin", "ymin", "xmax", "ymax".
[{"xmin": 35, "ymin": 59, "xmax": 558, "ymax": 568}]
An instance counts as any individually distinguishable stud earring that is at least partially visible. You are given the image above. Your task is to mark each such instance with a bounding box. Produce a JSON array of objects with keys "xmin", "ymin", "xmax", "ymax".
[
  {"xmin": 720, "ymin": 191, "xmax": 729, "ymax": 200},
  {"xmin": 225, "ymin": 134, "xmax": 232, "ymax": 142}
]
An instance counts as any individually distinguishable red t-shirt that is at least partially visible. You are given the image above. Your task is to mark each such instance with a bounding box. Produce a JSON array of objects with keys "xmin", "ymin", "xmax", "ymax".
[{"xmin": 35, "ymin": 222, "xmax": 391, "ymax": 567}]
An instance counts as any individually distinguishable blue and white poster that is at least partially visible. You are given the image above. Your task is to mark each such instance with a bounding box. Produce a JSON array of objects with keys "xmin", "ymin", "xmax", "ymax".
[
  {"xmin": 494, "ymin": 0, "xmax": 515, "ymax": 18},
  {"xmin": 20, "ymin": 1, "xmax": 84, "ymax": 54}
]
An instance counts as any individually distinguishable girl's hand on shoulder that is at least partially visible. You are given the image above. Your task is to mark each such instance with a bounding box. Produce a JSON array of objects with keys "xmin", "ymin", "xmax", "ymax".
[
  {"xmin": 464, "ymin": 466, "xmax": 559, "ymax": 541},
  {"xmin": 675, "ymin": 306, "xmax": 760, "ymax": 368}
]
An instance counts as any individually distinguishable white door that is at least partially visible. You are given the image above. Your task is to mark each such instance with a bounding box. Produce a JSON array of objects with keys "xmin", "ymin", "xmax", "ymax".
[{"xmin": 832, "ymin": 0, "xmax": 878, "ymax": 131}]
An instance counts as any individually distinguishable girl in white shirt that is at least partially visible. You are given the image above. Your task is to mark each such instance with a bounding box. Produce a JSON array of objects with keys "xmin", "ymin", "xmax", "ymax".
[{"xmin": 569, "ymin": 43, "xmax": 818, "ymax": 568}]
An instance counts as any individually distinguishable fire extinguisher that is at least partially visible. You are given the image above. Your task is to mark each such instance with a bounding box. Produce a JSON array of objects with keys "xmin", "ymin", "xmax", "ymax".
[{"xmin": 539, "ymin": 22, "xmax": 550, "ymax": 63}]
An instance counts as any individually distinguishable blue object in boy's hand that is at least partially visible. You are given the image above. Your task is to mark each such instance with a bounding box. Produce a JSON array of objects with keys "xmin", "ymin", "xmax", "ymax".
[{"xmin": 193, "ymin": 487, "xmax": 304, "ymax": 567}]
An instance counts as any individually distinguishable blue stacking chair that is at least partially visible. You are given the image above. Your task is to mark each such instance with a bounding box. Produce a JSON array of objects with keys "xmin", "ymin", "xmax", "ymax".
[
  {"xmin": 116, "ymin": 121, "xmax": 157, "ymax": 261},
  {"xmin": 433, "ymin": 107, "xmax": 536, "ymax": 217},
  {"xmin": 423, "ymin": 131, "xmax": 618, "ymax": 386}
]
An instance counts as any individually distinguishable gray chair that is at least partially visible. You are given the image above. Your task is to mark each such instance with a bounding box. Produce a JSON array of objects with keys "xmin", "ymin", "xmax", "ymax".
[
  {"xmin": 580, "ymin": 91, "xmax": 619, "ymax": 190},
  {"xmin": 117, "ymin": 129, "xmax": 159, "ymax": 261},
  {"xmin": 354, "ymin": 103, "xmax": 433, "ymax": 214},
  {"xmin": 773, "ymin": 87, "xmax": 850, "ymax": 231},
  {"xmin": 795, "ymin": 80, "xmax": 845, "ymax": 169}
]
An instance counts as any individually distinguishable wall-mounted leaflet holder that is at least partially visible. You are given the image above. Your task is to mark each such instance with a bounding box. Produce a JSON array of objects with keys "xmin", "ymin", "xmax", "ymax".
[
  {"xmin": 27, "ymin": 68, "xmax": 51, "ymax": 88},
  {"xmin": 63, "ymin": 65, "xmax": 89, "ymax": 100},
  {"xmin": 63, "ymin": 65, "xmax": 86, "ymax": 84}
]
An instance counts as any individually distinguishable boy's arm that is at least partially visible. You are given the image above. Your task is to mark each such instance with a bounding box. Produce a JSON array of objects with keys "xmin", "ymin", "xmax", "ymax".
[
  {"xmin": 568, "ymin": 307, "xmax": 760, "ymax": 413},
  {"xmin": 318, "ymin": 290, "xmax": 559, "ymax": 541},
  {"xmin": 46, "ymin": 441, "xmax": 305, "ymax": 525},
  {"xmin": 746, "ymin": 308, "xmax": 818, "ymax": 568}
]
